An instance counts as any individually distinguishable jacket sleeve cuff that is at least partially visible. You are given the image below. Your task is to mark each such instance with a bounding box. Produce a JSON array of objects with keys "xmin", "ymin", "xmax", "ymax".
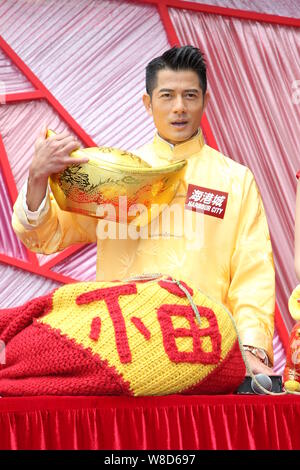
[{"xmin": 21, "ymin": 179, "xmax": 50, "ymax": 226}]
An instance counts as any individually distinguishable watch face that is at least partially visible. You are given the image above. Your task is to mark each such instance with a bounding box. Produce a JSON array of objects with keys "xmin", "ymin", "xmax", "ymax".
[
  {"xmin": 256, "ymin": 350, "xmax": 265, "ymax": 361},
  {"xmin": 245, "ymin": 346, "xmax": 268, "ymax": 364},
  {"xmin": 256, "ymin": 349, "xmax": 268, "ymax": 364}
]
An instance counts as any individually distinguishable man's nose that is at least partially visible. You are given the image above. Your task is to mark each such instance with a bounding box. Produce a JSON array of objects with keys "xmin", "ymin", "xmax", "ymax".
[{"xmin": 173, "ymin": 96, "xmax": 186, "ymax": 113}]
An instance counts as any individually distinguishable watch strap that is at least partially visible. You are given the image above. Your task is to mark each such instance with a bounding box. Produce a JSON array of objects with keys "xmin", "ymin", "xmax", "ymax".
[{"xmin": 243, "ymin": 345, "xmax": 269, "ymax": 366}]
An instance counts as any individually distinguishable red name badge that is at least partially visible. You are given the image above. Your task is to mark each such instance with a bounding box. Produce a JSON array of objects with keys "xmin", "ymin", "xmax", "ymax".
[{"xmin": 185, "ymin": 184, "xmax": 228, "ymax": 219}]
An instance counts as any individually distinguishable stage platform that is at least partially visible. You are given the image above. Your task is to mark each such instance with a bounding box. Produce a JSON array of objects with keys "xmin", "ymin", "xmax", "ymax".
[{"xmin": 0, "ymin": 394, "xmax": 299, "ymax": 450}]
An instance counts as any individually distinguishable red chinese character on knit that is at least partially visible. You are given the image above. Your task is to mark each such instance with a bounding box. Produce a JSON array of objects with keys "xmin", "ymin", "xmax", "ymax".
[
  {"xmin": 76, "ymin": 283, "xmax": 137, "ymax": 364},
  {"xmin": 157, "ymin": 304, "xmax": 221, "ymax": 364}
]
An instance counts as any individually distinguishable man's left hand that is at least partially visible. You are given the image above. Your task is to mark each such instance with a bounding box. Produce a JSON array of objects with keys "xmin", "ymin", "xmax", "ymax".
[{"xmin": 244, "ymin": 351, "xmax": 274, "ymax": 375}]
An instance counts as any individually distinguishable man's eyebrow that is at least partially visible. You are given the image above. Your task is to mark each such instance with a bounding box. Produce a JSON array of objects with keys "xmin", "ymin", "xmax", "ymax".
[
  {"xmin": 158, "ymin": 88, "xmax": 200, "ymax": 93},
  {"xmin": 158, "ymin": 88, "xmax": 174, "ymax": 93}
]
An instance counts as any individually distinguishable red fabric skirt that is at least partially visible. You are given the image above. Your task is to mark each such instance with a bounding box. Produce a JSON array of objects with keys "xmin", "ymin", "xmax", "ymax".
[{"xmin": 0, "ymin": 394, "xmax": 299, "ymax": 450}]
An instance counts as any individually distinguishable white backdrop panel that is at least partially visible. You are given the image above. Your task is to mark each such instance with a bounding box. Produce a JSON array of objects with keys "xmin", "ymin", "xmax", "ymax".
[
  {"xmin": 0, "ymin": 165, "xmax": 28, "ymax": 261},
  {"xmin": 181, "ymin": 0, "xmax": 300, "ymax": 18},
  {"xmin": 0, "ymin": 48, "xmax": 34, "ymax": 95},
  {"xmin": 0, "ymin": 264, "xmax": 61, "ymax": 308}
]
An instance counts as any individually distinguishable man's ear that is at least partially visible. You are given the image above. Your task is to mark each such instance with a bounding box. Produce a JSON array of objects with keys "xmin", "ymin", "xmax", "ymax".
[
  {"xmin": 203, "ymin": 91, "xmax": 210, "ymax": 112},
  {"xmin": 143, "ymin": 93, "xmax": 152, "ymax": 117}
]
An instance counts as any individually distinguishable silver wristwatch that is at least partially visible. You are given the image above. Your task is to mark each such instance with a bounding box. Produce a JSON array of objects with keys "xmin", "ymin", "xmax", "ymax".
[{"xmin": 243, "ymin": 345, "xmax": 269, "ymax": 366}]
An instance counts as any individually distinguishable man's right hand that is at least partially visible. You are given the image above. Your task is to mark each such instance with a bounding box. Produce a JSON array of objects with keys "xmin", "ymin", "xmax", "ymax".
[{"xmin": 26, "ymin": 127, "xmax": 89, "ymax": 212}]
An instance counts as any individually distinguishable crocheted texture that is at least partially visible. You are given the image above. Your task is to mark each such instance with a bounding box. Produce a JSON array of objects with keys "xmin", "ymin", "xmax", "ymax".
[
  {"xmin": 0, "ymin": 276, "xmax": 245, "ymax": 396},
  {"xmin": 158, "ymin": 279, "xmax": 194, "ymax": 298},
  {"xmin": 77, "ymin": 284, "xmax": 138, "ymax": 364},
  {"xmin": 0, "ymin": 295, "xmax": 131, "ymax": 397},
  {"xmin": 89, "ymin": 317, "xmax": 101, "ymax": 341},
  {"xmin": 157, "ymin": 304, "xmax": 221, "ymax": 364},
  {"xmin": 130, "ymin": 317, "xmax": 151, "ymax": 341}
]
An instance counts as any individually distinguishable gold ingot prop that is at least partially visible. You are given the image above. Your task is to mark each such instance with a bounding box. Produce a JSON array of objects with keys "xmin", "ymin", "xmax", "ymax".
[{"xmin": 48, "ymin": 130, "xmax": 187, "ymax": 225}]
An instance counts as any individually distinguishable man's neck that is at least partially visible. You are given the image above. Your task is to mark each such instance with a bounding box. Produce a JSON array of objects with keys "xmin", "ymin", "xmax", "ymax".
[{"xmin": 156, "ymin": 129, "xmax": 200, "ymax": 148}]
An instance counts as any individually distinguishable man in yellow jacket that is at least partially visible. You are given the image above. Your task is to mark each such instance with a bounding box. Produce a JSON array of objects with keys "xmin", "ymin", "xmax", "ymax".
[{"xmin": 12, "ymin": 46, "xmax": 275, "ymax": 374}]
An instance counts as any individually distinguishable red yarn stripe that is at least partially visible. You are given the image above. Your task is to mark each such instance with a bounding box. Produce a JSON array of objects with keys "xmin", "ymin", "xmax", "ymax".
[
  {"xmin": 89, "ymin": 317, "xmax": 101, "ymax": 341},
  {"xmin": 130, "ymin": 317, "xmax": 151, "ymax": 340},
  {"xmin": 157, "ymin": 304, "xmax": 221, "ymax": 364},
  {"xmin": 159, "ymin": 279, "xmax": 194, "ymax": 298},
  {"xmin": 77, "ymin": 284, "xmax": 137, "ymax": 364},
  {"xmin": 0, "ymin": 292, "xmax": 54, "ymax": 344}
]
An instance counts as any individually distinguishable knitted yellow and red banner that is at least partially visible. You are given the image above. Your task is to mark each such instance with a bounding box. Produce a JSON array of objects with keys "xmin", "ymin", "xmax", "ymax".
[{"xmin": 0, "ymin": 276, "xmax": 245, "ymax": 396}]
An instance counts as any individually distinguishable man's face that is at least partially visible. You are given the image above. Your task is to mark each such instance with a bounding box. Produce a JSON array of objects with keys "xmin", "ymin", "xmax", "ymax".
[{"xmin": 143, "ymin": 68, "xmax": 209, "ymax": 145}]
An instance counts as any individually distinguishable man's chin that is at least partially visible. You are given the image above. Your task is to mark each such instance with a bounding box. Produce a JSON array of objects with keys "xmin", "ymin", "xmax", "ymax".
[{"xmin": 162, "ymin": 130, "xmax": 197, "ymax": 145}]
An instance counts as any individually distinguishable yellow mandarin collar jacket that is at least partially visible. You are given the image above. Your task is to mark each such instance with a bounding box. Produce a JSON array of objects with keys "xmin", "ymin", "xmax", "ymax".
[
  {"xmin": 151, "ymin": 130, "xmax": 205, "ymax": 162},
  {"xmin": 12, "ymin": 130, "xmax": 275, "ymax": 363}
]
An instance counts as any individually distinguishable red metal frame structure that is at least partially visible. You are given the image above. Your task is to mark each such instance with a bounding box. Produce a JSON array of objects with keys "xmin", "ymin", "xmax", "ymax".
[
  {"xmin": 133, "ymin": 0, "xmax": 300, "ymax": 27},
  {"xmin": 0, "ymin": 0, "xmax": 297, "ymax": 349}
]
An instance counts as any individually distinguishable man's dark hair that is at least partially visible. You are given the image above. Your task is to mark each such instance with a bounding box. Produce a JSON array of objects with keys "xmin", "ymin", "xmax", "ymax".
[{"xmin": 146, "ymin": 45, "xmax": 207, "ymax": 97}]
